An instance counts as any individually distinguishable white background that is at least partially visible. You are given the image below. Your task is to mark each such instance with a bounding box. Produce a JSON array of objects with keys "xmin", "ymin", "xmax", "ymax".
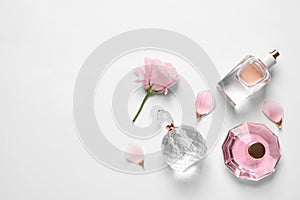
[{"xmin": 1, "ymin": 0, "xmax": 299, "ymax": 199}]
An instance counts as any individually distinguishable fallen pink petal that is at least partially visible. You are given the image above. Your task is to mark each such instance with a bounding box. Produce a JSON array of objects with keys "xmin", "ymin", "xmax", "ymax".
[
  {"xmin": 125, "ymin": 143, "xmax": 145, "ymax": 167},
  {"xmin": 262, "ymin": 100, "xmax": 284, "ymax": 128},
  {"xmin": 195, "ymin": 90, "xmax": 215, "ymax": 118}
]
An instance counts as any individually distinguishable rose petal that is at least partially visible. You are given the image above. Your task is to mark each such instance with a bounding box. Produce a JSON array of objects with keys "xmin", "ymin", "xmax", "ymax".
[
  {"xmin": 262, "ymin": 100, "xmax": 284, "ymax": 128},
  {"xmin": 142, "ymin": 58, "xmax": 179, "ymax": 94},
  {"xmin": 195, "ymin": 90, "xmax": 215, "ymax": 118},
  {"xmin": 133, "ymin": 58, "xmax": 180, "ymax": 93},
  {"xmin": 133, "ymin": 66, "xmax": 150, "ymax": 90},
  {"xmin": 125, "ymin": 143, "xmax": 144, "ymax": 167}
]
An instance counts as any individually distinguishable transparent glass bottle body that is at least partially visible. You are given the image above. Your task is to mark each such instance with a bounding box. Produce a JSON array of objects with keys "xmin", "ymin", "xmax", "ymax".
[
  {"xmin": 161, "ymin": 125, "xmax": 207, "ymax": 172},
  {"xmin": 157, "ymin": 110, "xmax": 207, "ymax": 172},
  {"xmin": 217, "ymin": 55, "xmax": 271, "ymax": 106}
]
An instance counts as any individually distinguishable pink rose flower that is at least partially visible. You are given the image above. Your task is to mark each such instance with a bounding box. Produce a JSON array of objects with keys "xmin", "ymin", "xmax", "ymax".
[
  {"xmin": 134, "ymin": 58, "xmax": 179, "ymax": 94},
  {"xmin": 132, "ymin": 58, "xmax": 179, "ymax": 122}
]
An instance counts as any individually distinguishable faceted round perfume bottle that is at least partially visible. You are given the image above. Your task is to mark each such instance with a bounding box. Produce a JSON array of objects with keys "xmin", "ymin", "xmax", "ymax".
[
  {"xmin": 158, "ymin": 110, "xmax": 207, "ymax": 172},
  {"xmin": 222, "ymin": 122, "xmax": 281, "ymax": 181},
  {"xmin": 218, "ymin": 50, "xmax": 280, "ymax": 106}
]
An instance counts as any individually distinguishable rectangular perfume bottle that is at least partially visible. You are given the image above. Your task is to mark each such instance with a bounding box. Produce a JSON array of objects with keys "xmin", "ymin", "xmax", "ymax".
[{"xmin": 217, "ymin": 50, "xmax": 279, "ymax": 106}]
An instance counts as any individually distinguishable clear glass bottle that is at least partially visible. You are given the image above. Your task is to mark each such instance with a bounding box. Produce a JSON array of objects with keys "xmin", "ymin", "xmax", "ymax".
[
  {"xmin": 217, "ymin": 50, "xmax": 280, "ymax": 106},
  {"xmin": 157, "ymin": 110, "xmax": 207, "ymax": 172}
]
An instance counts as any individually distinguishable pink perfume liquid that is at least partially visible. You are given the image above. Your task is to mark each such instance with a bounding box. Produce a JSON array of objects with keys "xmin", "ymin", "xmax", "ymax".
[
  {"xmin": 239, "ymin": 62, "xmax": 266, "ymax": 85},
  {"xmin": 222, "ymin": 122, "xmax": 281, "ymax": 181}
]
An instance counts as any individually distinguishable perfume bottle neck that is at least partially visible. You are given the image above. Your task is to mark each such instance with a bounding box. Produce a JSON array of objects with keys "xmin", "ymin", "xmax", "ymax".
[{"xmin": 261, "ymin": 49, "xmax": 280, "ymax": 70}]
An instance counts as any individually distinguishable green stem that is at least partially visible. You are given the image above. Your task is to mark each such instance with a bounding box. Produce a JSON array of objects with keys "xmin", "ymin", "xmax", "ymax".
[{"xmin": 132, "ymin": 89, "xmax": 153, "ymax": 122}]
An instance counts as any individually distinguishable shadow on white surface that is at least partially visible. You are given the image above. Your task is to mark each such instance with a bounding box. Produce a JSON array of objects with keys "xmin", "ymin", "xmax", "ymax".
[{"xmin": 160, "ymin": 161, "xmax": 209, "ymax": 192}]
